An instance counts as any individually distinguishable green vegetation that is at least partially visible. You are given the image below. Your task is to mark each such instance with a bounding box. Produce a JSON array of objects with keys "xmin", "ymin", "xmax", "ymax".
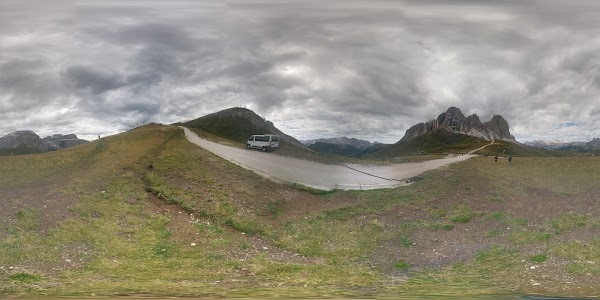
[
  {"xmin": 545, "ymin": 213, "xmax": 588, "ymax": 234},
  {"xmin": 1, "ymin": 124, "xmax": 598, "ymax": 297},
  {"xmin": 530, "ymin": 253, "xmax": 548, "ymax": 263},
  {"xmin": 8, "ymin": 273, "xmax": 41, "ymax": 283},
  {"xmin": 366, "ymin": 130, "xmax": 488, "ymax": 157},
  {"xmin": 365, "ymin": 130, "xmax": 569, "ymax": 158},
  {"xmin": 0, "ymin": 145, "xmax": 42, "ymax": 156},
  {"xmin": 393, "ymin": 260, "xmax": 410, "ymax": 270}
]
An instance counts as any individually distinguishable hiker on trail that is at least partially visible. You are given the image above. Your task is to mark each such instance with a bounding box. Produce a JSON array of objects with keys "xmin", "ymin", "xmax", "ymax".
[
  {"xmin": 494, "ymin": 155, "xmax": 498, "ymax": 162},
  {"xmin": 508, "ymin": 155, "xmax": 512, "ymax": 164}
]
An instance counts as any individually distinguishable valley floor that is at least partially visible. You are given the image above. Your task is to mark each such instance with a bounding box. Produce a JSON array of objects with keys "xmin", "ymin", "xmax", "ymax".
[{"xmin": 0, "ymin": 125, "xmax": 598, "ymax": 298}]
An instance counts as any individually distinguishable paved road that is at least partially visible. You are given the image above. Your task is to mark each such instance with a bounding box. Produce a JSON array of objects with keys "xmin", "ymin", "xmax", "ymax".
[{"xmin": 181, "ymin": 127, "xmax": 482, "ymax": 190}]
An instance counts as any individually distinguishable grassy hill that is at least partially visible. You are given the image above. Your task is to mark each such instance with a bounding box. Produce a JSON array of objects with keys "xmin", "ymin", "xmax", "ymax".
[
  {"xmin": 0, "ymin": 145, "xmax": 42, "ymax": 156},
  {"xmin": 366, "ymin": 130, "xmax": 569, "ymax": 158},
  {"xmin": 181, "ymin": 107, "xmax": 330, "ymax": 161},
  {"xmin": 365, "ymin": 130, "xmax": 491, "ymax": 158},
  {"xmin": 1, "ymin": 124, "xmax": 598, "ymax": 297},
  {"xmin": 473, "ymin": 140, "xmax": 573, "ymax": 157},
  {"xmin": 307, "ymin": 142, "xmax": 368, "ymax": 157}
]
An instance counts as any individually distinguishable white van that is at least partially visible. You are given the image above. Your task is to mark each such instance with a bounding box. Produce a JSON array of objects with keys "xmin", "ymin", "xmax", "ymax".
[{"xmin": 247, "ymin": 134, "xmax": 280, "ymax": 151}]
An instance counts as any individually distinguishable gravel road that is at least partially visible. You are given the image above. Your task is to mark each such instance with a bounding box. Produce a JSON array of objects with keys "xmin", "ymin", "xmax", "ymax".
[{"xmin": 181, "ymin": 127, "xmax": 477, "ymax": 190}]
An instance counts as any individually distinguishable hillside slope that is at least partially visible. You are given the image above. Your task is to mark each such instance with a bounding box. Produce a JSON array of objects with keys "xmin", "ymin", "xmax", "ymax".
[
  {"xmin": 367, "ymin": 130, "xmax": 566, "ymax": 158},
  {"xmin": 0, "ymin": 125, "xmax": 598, "ymax": 297},
  {"xmin": 182, "ymin": 107, "xmax": 302, "ymax": 146},
  {"xmin": 366, "ymin": 130, "xmax": 490, "ymax": 157},
  {"xmin": 182, "ymin": 107, "xmax": 321, "ymax": 159}
]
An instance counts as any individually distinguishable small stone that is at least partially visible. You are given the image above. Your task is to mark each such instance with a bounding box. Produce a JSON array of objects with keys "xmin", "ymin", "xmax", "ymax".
[
  {"xmin": 262, "ymin": 247, "xmax": 268, "ymax": 250},
  {"xmin": 101, "ymin": 191, "xmax": 105, "ymax": 193},
  {"xmin": 530, "ymin": 266, "xmax": 536, "ymax": 269},
  {"xmin": 9, "ymin": 266, "xmax": 14, "ymax": 270},
  {"xmin": 532, "ymin": 282, "xmax": 540, "ymax": 286},
  {"xmin": 191, "ymin": 243, "xmax": 197, "ymax": 246},
  {"xmin": 65, "ymin": 259, "xmax": 71, "ymax": 262}
]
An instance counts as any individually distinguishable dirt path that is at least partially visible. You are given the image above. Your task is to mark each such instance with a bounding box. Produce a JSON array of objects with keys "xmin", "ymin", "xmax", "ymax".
[
  {"xmin": 469, "ymin": 140, "xmax": 495, "ymax": 154},
  {"xmin": 181, "ymin": 127, "xmax": 481, "ymax": 190}
]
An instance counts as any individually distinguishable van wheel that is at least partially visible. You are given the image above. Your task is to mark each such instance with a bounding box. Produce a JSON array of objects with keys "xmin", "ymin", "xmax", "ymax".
[
  {"xmin": 261, "ymin": 147, "xmax": 266, "ymax": 152},
  {"xmin": 246, "ymin": 144, "xmax": 251, "ymax": 149}
]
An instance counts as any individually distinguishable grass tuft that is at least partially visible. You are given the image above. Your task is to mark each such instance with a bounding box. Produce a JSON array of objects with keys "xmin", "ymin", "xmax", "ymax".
[
  {"xmin": 393, "ymin": 260, "xmax": 410, "ymax": 270},
  {"xmin": 530, "ymin": 253, "xmax": 548, "ymax": 263},
  {"xmin": 8, "ymin": 273, "xmax": 41, "ymax": 283}
]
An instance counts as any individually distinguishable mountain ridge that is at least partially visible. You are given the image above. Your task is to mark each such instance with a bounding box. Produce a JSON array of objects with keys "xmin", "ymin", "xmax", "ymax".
[
  {"xmin": 0, "ymin": 130, "xmax": 88, "ymax": 154},
  {"xmin": 182, "ymin": 107, "xmax": 304, "ymax": 147},
  {"xmin": 400, "ymin": 107, "xmax": 516, "ymax": 143}
]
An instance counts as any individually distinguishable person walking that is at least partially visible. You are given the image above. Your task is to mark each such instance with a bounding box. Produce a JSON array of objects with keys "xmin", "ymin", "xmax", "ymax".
[
  {"xmin": 508, "ymin": 155, "xmax": 512, "ymax": 164},
  {"xmin": 494, "ymin": 155, "xmax": 498, "ymax": 162}
]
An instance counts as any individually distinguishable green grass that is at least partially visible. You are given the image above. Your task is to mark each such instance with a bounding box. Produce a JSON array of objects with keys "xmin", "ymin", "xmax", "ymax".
[
  {"xmin": 530, "ymin": 253, "xmax": 548, "ymax": 263},
  {"xmin": 393, "ymin": 260, "xmax": 410, "ymax": 270},
  {"xmin": 366, "ymin": 130, "xmax": 488, "ymax": 157},
  {"xmin": 8, "ymin": 273, "xmax": 41, "ymax": 283},
  {"xmin": 509, "ymin": 230, "xmax": 552, "ymax": 244},
  {"xmin": 549, "ymin": 239, "xmax": 600, "ymax": 275},
  {"xmin": 545, "ymin": 213, "xmax": 588, "ymax": 234},
  {"xmin": 398, "ymin": 235, "xmax": 414, "ymax": 248},
  {"xmin": 1, "ymin": 125, "xmax": 599, "ymax": 297},
  {"xmin": 449, "ymin": 204, "xmax": 476, "ymax": 223},
  {"xmin": 266, "ymin": 199, "xmax": 287, "ymax": 219}
]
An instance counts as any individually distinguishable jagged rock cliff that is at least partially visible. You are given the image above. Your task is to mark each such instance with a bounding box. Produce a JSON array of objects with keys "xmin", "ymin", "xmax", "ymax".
[
  {"xmin": 400, "ymin": 107, "xmax": 516, "ymax": 143},
  {"xmin": 0, "ymin": 130, "xmax": 49, "ymax": 151},
  {"xmin": 0, "ymin": 131, "xmax": 88, "ymax": 152},
  {"xmin": 42, "ymin": 134, "xmax": 89, "ymax": 151}
]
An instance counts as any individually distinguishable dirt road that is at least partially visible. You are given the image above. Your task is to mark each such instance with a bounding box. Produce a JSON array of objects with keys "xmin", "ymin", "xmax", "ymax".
[{"xmin": 181, "ymin": 127, "xmax": 480, "ymax": 190}]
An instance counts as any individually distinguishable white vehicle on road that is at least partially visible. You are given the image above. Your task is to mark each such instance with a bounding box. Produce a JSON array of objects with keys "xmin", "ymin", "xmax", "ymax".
[{"xmin": 247, "ymin": 134, "xmax": 280, "ymax": 151}]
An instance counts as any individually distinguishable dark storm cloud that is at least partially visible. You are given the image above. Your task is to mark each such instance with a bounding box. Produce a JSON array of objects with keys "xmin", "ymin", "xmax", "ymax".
[
  {"xmin": 65, "ymin": 66, "xmax": 125, "ymax": 95},
  {"xmin": 86, "ymin": 23, "xmax": 199, "ymax": 52},
  {"xmin": 1, "ymin": 0, "xmax": 599, "ymax": 142}
]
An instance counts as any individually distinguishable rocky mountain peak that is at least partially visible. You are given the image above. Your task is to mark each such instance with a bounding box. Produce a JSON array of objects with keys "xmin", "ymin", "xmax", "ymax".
[
  {"xmin": 400, "ymin": 107, "xmax": 516, "ymax": 143},
  {"xmin": 0, "ymin": 130, "xmax": 88, "ymax": 153}
]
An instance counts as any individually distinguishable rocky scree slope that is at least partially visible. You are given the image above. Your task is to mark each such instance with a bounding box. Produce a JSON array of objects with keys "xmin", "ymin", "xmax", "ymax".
[{"xmin": 400, "ymin": 107, "xmax": 516, "ymax": 143}]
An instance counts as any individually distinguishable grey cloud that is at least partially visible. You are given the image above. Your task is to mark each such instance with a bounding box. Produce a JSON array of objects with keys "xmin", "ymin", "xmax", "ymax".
[
  {"xmin": 65, "ymin": 66, "xmax": 162, "ymax": 95},
  {"xmin": 89, "ymin": 23, "xmax": 198, "ymax": 52},
  {"xmin": 65, "ymin": 66, "xmax": 125, "ymax": 95},
  {"xmin": 1, "ymin": 0, "xmax": 600, "ymax": 142}
]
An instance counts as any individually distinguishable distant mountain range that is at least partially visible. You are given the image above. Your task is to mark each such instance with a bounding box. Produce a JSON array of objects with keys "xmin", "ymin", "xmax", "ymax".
[
  {"xmin": 181, "ymin": 106, "xmax": 554, "ymax": 158},
  {"xmin": 301, "ymin": 137, "xmax": 386, "ymax": 157},
  {"xmin": 524, "ymin": 138, "xmax": 600, "ymax": 151},
  {"xmin": 400, "ymin": 107, "xmax": 516, "ymax": 143},
  {"xmin": 0, "ymin": 130, "xmax": 88, "ymax": 155}
]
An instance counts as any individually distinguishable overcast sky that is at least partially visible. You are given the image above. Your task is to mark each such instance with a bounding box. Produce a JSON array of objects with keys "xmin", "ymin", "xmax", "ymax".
[{"xmin": 1, "ymin": 0, "xmax": 599, "ymax": 143}]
